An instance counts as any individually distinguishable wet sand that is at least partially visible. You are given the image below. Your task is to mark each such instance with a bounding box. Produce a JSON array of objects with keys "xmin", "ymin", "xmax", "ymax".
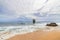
[{"xmin": 7, "ymin": 30, "xmax": 60, "ymax": 40}]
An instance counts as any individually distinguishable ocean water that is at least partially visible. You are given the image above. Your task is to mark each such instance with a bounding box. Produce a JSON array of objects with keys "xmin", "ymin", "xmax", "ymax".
[{"xmin": 0, "ymin": 23, "xmax": 46, "ymax": 32}]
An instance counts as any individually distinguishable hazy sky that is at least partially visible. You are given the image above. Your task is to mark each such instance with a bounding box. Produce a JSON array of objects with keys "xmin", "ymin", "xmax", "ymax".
[{"xmin": 0, "ymin": 0, "xmax": 60, "ymax": 22}]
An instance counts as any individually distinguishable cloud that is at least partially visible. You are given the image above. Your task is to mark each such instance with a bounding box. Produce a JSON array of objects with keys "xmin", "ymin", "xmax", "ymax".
[
  {"xmin": 0, "ymin": 0, "xmax": 19, "ymax": 22},
  {"xmin": 0, "ymin": 0, "xmax": 60, "ymax": 22},
  {"xmin": 1, "ymin": 0, "xmax": 47, "ymax": 15},
  {"xmin": 0, "ymin": 0, "xmax": 47, "ymax": 22}
]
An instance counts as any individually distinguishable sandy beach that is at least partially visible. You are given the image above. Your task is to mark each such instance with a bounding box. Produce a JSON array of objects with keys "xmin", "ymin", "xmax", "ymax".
[{"xmin": 7, "ymin": 28, "xmax": 60, "ymax": 40}]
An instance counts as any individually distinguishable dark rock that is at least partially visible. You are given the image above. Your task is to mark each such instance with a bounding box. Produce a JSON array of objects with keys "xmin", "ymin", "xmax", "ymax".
[
  {"xmin": 33, "ymin": 19, "xmax": 35, "ymax": 24},
  {"xmin": 46, "ymin": 23, "xmax": 58, "ymax": 27}
]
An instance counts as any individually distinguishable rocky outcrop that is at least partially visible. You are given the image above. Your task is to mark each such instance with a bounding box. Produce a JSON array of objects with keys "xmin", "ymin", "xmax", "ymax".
[
  {"xmin": 46, "ymin": 23, "xmax": 58, "ymax": 27},
  {"xmin": 33, "ymin": 19, "xmax": 35, "ymax": 24}
]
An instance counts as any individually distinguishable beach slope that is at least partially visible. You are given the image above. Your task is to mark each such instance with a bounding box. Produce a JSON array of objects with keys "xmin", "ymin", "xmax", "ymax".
[{"xmin": 7, "ymin": 30, "xmax": 60, "ymax": 40}]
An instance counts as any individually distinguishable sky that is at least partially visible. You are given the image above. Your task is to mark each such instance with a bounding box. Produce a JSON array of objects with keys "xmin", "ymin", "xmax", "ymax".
[{"xmin": 0, "ymin": 0, "xmax": 60, "ymax": 22}]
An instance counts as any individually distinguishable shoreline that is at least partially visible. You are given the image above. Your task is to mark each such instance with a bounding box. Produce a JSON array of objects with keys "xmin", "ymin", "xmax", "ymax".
[
  {"xmin": 0, "ymin": 24, "xmax": 60, "ymax": 40},
  {"xmin": 7, "ymin": 29, "xmax": 60, "ymax": 40}
]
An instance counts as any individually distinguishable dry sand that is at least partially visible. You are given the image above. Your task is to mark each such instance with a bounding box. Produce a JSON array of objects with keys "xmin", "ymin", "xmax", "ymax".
[{"xmin": 7, "ymin": 29, "xmax": 60, "ymax": 40}]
